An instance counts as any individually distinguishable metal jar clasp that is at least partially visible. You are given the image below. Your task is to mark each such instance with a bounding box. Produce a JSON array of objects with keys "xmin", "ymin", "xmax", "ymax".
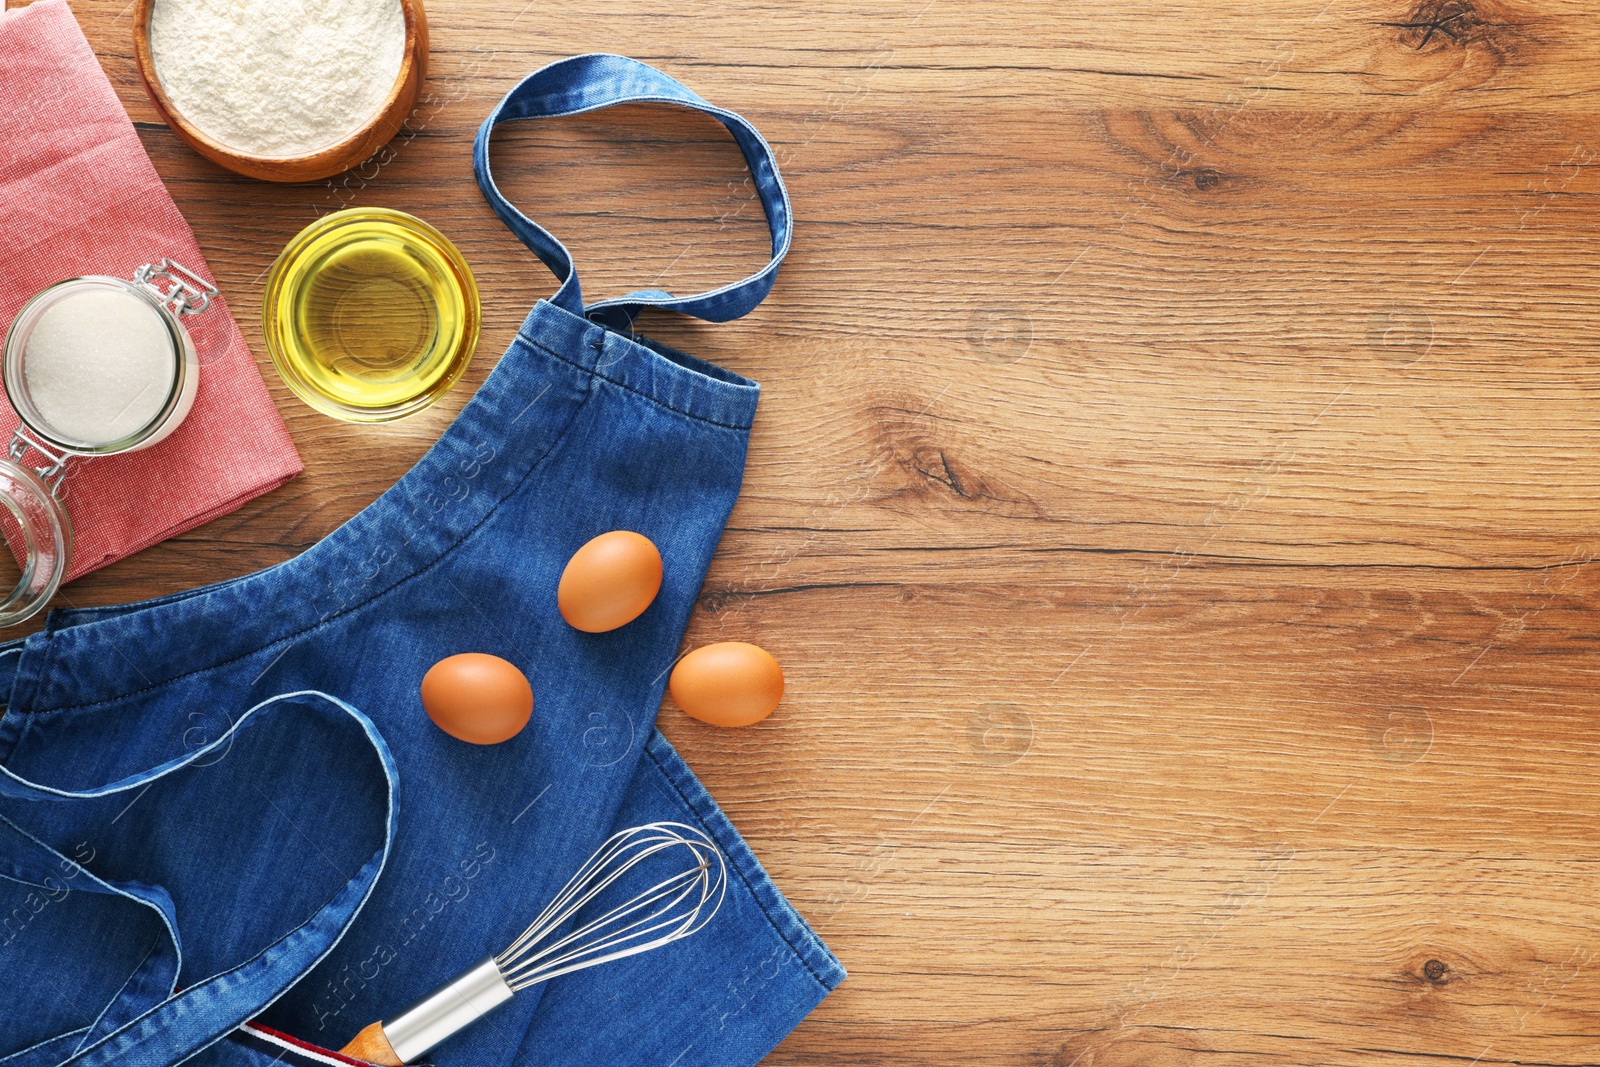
[
  {"xmin": 134, "ymin": 258, "xmax": 218, "ymax": 317},
  {"xmin": 8, "ymin": 425, "xmax": 69, "ymax": 495}
]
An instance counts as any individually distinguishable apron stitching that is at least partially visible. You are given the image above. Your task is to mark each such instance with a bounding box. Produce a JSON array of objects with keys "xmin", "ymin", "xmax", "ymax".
[
  {"xmin": 641, "ymin": 739, "xmax": 835, "ymax": 992},
  {"xmin": 24, "ymin": 378, "xmax": 597, "ymax": 715},
  {"xmin": 518, "ymin": 331, "xmax": 754, "ymax": 432},
  {"xmin": 0, "ymin": 1025, "xmax": 92, "ymax": 1067}
]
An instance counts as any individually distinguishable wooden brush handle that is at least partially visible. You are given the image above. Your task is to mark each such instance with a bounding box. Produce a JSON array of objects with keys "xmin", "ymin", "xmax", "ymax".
[{"xmin": 341, "ymin": 1021, "xmax": 404, "ymax": 1066}]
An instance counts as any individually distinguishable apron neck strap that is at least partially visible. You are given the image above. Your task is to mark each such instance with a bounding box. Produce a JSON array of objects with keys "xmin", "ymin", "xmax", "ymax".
[{"xmin": 473, "ymin": 54, "xmax": 792, "ymax": 330}]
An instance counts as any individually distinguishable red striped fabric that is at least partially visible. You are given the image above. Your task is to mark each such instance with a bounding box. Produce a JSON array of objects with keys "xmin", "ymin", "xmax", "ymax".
[{"xmin": 238, "ymin": 1023, "xmax": 433, "ymax": 1067}]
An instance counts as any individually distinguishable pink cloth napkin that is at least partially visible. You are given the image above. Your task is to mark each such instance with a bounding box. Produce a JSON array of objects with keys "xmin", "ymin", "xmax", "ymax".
[{"xmin": 0, "ymin": 0, "xmax": 301, "ymax": 583}]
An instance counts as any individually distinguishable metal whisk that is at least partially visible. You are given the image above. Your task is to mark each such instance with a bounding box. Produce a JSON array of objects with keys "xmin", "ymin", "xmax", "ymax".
[{"xmin": 342, "ymin": 822, "xmax": 727, "ymax": 1065}]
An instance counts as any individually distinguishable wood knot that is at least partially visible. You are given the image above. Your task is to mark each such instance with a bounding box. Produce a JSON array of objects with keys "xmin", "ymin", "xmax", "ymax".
[
  {"xmin": 696, "ymin": 587, "xmax": 739, "ymax": 614},
  {"xmin": 1191, "ymin": 168, "xmax": 1223, "ymax": 191},
  {"xmin": 1389, "ymin": 1, "xmax": 1492, "ymax": 50},
  {"xmin": 1423, "ymin": 958, "xmax": 1450, "ymax": 983},
  {"xmin": 889, "ymin": 439, "xmax": 1041, "ymax": 516}
]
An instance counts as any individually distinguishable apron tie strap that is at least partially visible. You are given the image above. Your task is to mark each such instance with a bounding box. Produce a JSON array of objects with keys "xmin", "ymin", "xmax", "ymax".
[
  {"xmin": 473, "ymin": 53, "xmax": 793, "ymax": 330},
  {"xmin": 0, "ymin": 691, "xmax": 397, "ymax": 1067}
]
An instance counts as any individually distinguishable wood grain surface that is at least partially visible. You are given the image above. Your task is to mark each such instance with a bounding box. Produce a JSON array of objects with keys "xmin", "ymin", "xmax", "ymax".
[{"xmin": 16, "ymin": 0, "xmax": 1600, "ymax": 1063}]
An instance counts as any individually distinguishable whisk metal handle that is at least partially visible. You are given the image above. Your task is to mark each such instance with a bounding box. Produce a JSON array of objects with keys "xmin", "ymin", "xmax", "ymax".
[{"xmin": 383, "ymin": 956, "xmax": 515, "ymax": 1063}]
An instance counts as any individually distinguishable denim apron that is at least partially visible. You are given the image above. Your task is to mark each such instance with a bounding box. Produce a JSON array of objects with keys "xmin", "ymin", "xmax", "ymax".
[{"xmin": 0, "ymin": 55, "xmax": 843, "ymax": 1067}]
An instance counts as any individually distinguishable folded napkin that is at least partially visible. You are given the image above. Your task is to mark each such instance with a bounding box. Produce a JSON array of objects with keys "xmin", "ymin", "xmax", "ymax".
[{"xmin": 0, "ymin": 0, "xmax": 301, "ymax": 583}]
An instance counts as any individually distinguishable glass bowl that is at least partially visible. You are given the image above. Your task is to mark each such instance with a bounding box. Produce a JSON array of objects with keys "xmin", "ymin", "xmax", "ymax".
[{"xmin": 262, "ymin": 208, "xmax": 481, "ymax": 423}]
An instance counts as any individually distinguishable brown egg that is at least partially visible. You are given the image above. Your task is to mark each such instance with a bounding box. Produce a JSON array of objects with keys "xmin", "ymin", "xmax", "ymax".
[
  {"xmin": 421, "ymin": 653, "xmax": 534, "ymax": 745},
  {"xmin": 669, "ymin": 642, "xmax": 784, "ymax": 728},
  {"xmin": 558, "ymin": 531, "xmax": 663, "ymax": 633}
]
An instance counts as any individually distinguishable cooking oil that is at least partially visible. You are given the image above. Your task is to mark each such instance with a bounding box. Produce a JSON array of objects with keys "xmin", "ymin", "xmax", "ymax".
[{"xmin": 263, "ymin": 209, "xmax": 480, "ymax": 422}]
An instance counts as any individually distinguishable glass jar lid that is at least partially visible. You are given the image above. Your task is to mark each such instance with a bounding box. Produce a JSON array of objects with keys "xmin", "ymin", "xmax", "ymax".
[{"xmin": 2, "ymin": 273, "xmax": 198, "ymax": 455}]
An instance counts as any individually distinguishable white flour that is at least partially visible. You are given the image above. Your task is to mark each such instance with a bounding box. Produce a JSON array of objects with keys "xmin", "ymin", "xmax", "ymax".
[{"xmin": 150, "ymin": 0, "xmax": 406, "ymax": 158}]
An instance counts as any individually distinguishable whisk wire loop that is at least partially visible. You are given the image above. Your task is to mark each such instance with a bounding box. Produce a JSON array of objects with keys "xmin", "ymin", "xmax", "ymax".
[
  {"xmin": 494, "ymin": 821, "xmax": 727, "ymax": 992},
  {"xmin": 504, "ymin": 863, "xmax": 707, "ymax": 974}
]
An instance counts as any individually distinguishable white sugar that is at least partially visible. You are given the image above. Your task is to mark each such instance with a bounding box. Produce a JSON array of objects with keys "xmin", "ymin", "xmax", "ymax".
[
  {"xmin": 149, "ymin": 0, "xmax": 406, "ymax": 159},
  {"xmin": 23, "ymin": 289, "xmax": 176, "ymax": 447}
]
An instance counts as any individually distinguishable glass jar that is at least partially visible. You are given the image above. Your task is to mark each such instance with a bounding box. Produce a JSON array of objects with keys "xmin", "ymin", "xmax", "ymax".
[{"xmin": 0, "ymin": 259, "xmax": 216, "ymax": 626}]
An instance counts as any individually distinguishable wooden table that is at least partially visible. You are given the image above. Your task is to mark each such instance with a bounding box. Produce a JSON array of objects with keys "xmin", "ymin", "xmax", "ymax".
[{"xmin": 17, "ymin": 0, "xmax": 1600, "ymax": 1062}]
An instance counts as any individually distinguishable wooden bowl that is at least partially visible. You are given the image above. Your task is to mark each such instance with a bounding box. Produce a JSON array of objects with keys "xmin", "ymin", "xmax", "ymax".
[{"xmin": 131, "ymin": 0, "xmax": 429, "ymax": 183}]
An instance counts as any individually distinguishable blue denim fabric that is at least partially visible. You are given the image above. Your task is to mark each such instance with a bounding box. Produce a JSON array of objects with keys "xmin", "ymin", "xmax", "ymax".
[{"xmin": 0, "ymin": 55, "xmax": 842, "ymax": 1067}]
